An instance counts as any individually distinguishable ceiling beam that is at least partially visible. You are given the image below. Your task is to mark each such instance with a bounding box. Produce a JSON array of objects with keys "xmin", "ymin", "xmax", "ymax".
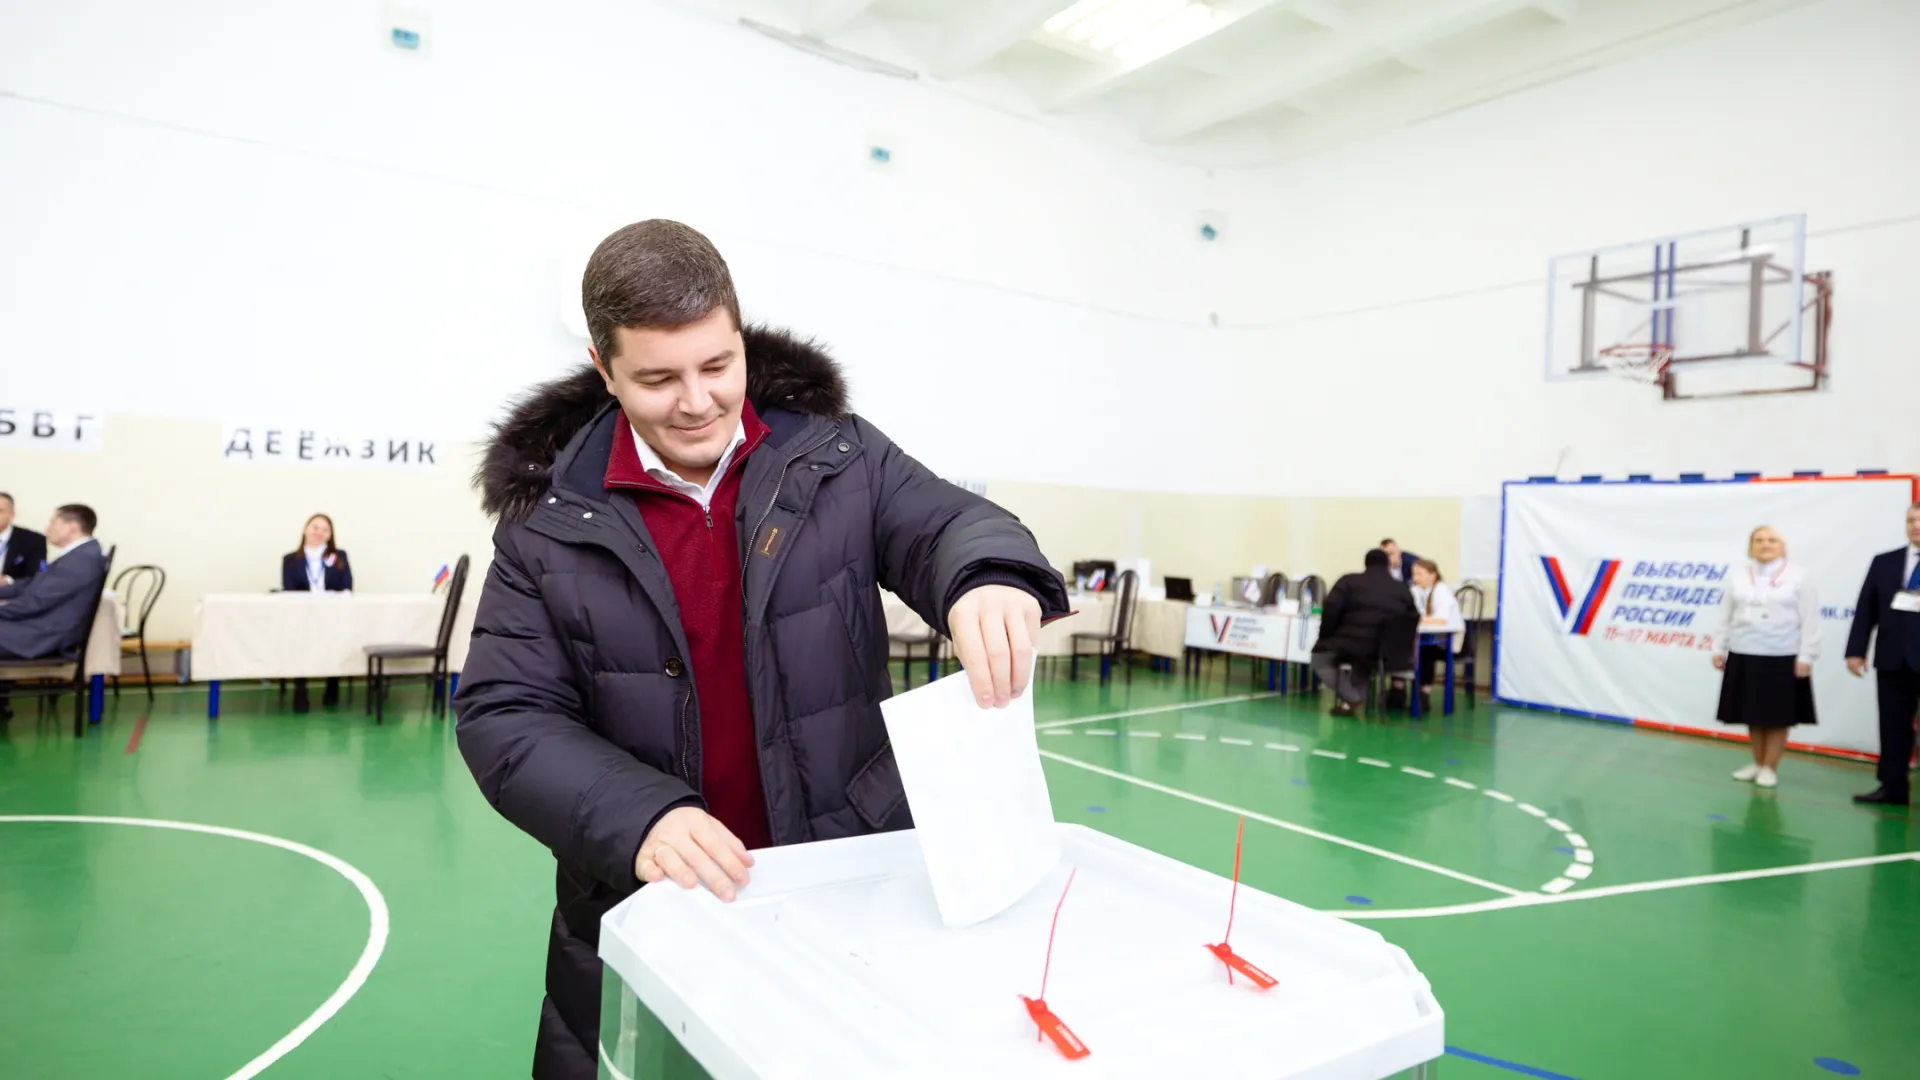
[
  {"xmin": 1147, "ymin": 0, "xmax": 1542, "ymax": 141},
  {"xmin": 1246, "ymin": 0, "xmax": 1802, "ymax": 164},
  {"xmin": 930, "ymin": 0, "xmax": 1075, "ymax": 78},
  {"xmin": 1531, "ymin": 0, "xmax": 1580, "ymax": 23},
  {"xmin": 1290, "ymin": 0, "xmax": 1348, "ymax": 29},
  {"xmin": 799, "ymin": 0, "xmax": 880, "ymax": 38},
  {"xmin": 1044, "ymin": 0, "xmax": 1297, "ymax": 110}
]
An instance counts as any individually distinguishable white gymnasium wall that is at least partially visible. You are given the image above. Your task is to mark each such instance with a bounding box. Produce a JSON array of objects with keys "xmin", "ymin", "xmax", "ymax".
[
  {"xmin": 0, "ymin": 0, "xmax": 1222, "ymax": 490},
  {"xmin": 1215, "ymin": 0, "xmax": 1920, "ymax": 496}
]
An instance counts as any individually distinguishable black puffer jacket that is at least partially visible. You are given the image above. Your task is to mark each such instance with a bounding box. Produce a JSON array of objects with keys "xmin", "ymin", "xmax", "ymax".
[
  {"xmin": 1314, "ymin": 563, "xmax": 1421, "ymax": 668},
  {"xmin": 453, "ymin": 326, "xmax": 1068, "ymax": 1079}
]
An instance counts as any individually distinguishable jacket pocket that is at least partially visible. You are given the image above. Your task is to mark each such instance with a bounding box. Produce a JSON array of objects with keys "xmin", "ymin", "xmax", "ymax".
[
  {"xmin": 845, "ymin": 741, "xmax": 907, "ymax": 830},
  {"xmin": 823, "ymin": 567, "xmax": 873, "ymax": 686}
]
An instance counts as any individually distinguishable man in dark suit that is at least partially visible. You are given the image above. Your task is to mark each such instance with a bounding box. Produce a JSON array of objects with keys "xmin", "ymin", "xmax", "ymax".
[
  {"xmin": 1382, "ymin": 538, "xmax": 1420, "ymax": 584},
  {"xmin": 0, "ymin": 492, "xmax": 49, "ymax": 586},
  {"xmin": 1846, "ymin": 502, "xmax": 1920, "ymax": 805},
  {"xmin": 1313, "ymin": 549, "xmax": 1421, "ymax": 717},
  {"xmin": 0, "ymin": 504, "xmax": 108, "ymax": 662}
]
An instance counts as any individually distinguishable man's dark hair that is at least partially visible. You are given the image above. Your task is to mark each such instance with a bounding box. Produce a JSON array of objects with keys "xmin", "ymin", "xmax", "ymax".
[
  {"xmin": 1380, "ymin": 538, "xmax": 1395, "ymax": 547},
  {"xmin": 1364, "ymin": 549, "xmax": 1390, "ymax": 569},
  {"xmin": 54, "ymin": 504, "xmax": 97, "ymax": 535},
  {"xmin": 0, "ymin": 491, "xmax": 13, "ymax": 508},
  {"xmin": 582, "ymin": 220, "xmax": 741, "ymax": 364}
]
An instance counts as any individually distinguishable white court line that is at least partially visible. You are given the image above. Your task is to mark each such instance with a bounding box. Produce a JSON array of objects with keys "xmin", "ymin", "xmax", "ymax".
[
  {"xmin": 1085, "ymin": 729, "xmax": 1118, "ymax": 737},
  {"xmin": 1483, "ymin": 790, "xmax": 1515, "ymax": 803},
  {"xmin": 1128, "ymin": 731, "xmax": 1162, "ymax": 738},
  {"xmin": 1, "ymin": 815, "xmax": 389, "ymax": 1080},
  {"xmin": 1035, "ymin": 693, "xmax": 1281, "ymax": 730},
  {"xmin": 1565, "ymin": 833, "xmax": 1588, "ymax": 848},
  {"xmin": 1358, "ymin": 758, "xmax": 1391, "ymax": 768},
  {"xmin": 1565, "ymin": 864, "xmax": 1592, "ymax": 880},
  {"xmin": 1545, "ymin": 818, "xmax": 1572, "ymax": 832},
  {"xmin": 1540, "ymin": 877, "xmax": 1574, "ymax": 894},
  {"xmin": 1175, "ymin": 733, "xmax": 1208, "ymax": 742},
  {"xmin": 1266, "ymin": 743, "xmax": 1300, "ymax": 752},
  {"xmin": 1444, "ymin": 777, "xmax": 1477, "ymax": 790},
  {"xmin": 1311, "ymin": 749, "xmax": 1348, "ymax": 760},
  {"xmin": 1219, "ymin": 737, "xmax": 1254, "ymax": 746},
  {"xmin": 1574, "ymin": 849, "xmax": 1594, "ymax": 865},
  {"xmin": 1042, "ymin": 730, "xmax": 1076, "ymax": 736},
  {"xmin": 1332, "ymin": 852, "xmax": 1920, "ymax": 920},
  {"xmin": 1517, "ymin": 803, "xmax": 1548, "ymax": 817},
  {"xmin": 1401, "ymin": 766, "xmax": 1435, "ymax": 778},
  {"xmin": 1038, "ymin": 751, "xmax": 1525, "ymax": 897}
]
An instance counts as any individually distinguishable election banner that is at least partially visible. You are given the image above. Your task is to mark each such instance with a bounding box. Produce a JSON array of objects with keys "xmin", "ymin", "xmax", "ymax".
[{"xmin": 1497, "ymin": 475, "xmax": 1918, "ymax": 756}]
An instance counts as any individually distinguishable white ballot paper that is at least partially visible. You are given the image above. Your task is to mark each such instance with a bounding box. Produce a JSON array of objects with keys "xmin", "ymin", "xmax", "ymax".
[{"xmin": 880, "ymin": 665, "xmax": 1061, "ymax": 928}]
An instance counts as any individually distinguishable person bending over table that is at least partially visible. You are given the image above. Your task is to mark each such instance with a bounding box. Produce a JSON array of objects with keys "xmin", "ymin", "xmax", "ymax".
[
  {"xmin": 1712, "ymin": 525, "xmax": 1818, "ymax": 790},
  {"xmin": 281, "ymin": 512, "xmax": 352, "ymax": 713},
  {"xmin": 1312, "ymin": 549, "xmax": 1421, "ymax": 718},
  {"xmin": 1409, "ymin": 559, "xmax": 1465, "ymax": 711}
]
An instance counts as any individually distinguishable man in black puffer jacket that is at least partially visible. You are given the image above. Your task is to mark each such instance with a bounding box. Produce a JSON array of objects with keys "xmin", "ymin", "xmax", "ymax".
[
  {"xmin": 1311, "ymin": 549, "xmax": 1421, "ymax": 717},
  {"xmin": 454, "ymin": 220, "xmax": 1069, "ymax": 1079}
]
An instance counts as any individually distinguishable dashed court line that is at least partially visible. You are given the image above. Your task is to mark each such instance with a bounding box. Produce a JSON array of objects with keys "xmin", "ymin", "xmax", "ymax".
[{"xmin": 1043, "ymin": 722, "xmax": 1596, "ymax": 894}]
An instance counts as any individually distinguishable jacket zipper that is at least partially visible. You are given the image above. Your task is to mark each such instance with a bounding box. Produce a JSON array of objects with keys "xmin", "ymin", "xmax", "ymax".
[
  {"xmin": 743, "ymin": 425, "xmax": 840, "ymax": 576},
  {"xmin": 740, "ymin": 424, "xmax": 840, "ymax": 843}
]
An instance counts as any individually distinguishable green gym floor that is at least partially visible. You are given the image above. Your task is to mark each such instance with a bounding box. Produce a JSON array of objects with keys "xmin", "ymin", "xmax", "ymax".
[{"xmin": 3, "ymin": 670, "xmax": 1917, "ymax": 1079}]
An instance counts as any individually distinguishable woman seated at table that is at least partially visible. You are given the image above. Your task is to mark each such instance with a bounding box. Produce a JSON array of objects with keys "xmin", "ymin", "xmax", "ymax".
[
  {"xmin": 281, "ymin": 513, "xmax": 352, "ymax": 713},
  {"xmin": 1409, "ymin": 559, "xmax": 1465, "ymax": 710}
]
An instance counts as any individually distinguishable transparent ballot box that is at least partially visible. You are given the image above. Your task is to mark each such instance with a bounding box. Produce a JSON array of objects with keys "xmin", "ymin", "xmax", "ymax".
[{"xmin": 597, "ymin": 824, "xmax": 1441, "ymax": 1080}]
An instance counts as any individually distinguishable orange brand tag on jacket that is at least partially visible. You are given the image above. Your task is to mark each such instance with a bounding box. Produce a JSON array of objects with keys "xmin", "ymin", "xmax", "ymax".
[
  {"xmin": 759, "ymin": 526, "xmax": 782, "ymax": 558},
  {"xmin": 1020, "ymin": 996, "xmax": 1090, "ymax": 1060}
]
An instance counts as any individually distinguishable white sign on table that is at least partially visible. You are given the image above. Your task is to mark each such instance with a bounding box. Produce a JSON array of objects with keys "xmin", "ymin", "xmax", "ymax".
[{"xmin": 1182, "ymin": 604, "xmax": 1317, "ymax": 662}]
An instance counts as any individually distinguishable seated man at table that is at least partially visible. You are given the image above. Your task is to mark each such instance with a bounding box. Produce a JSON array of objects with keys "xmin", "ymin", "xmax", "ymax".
[
  {"xmin": 1, "ymin": 492, "xmax": 49, "ymax": 586},
  {"xmin": 1311, "ymin": 548, "xmax": 1420, "ymax": 717},
  {"xmin": 0, "ymin": 505, "xmax": 109, "ymax": 678}
]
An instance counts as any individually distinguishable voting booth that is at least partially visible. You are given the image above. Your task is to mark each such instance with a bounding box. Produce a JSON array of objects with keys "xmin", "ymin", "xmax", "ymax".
[{"xmin": 595, "ymin": 825, "xmax": 1442, "ymax": 1079}]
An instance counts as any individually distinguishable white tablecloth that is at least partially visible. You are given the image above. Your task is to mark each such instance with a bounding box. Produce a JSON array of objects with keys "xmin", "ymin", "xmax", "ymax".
[
  {"xmin": 1183, "ymin": 605, "xmax": 1321, "ymax": 661},
  {"xmin": 191, "ymin": 593, "xmax": 476, "ymax": 681}
]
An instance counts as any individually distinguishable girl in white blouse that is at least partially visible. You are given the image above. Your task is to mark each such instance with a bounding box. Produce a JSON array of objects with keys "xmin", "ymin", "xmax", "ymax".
[
  {"xmin": 1712, "ymin": 525, "xmax": 1819, "ymax": 789},
  {"xmin": 1410, "ymin": 560, "xmax": 1466, "ymax": 710}
]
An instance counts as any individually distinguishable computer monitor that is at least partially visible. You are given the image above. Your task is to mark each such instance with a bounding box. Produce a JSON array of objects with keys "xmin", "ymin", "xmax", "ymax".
[{"xmin": 1164, "ymin": 577, "xmax": 1194, "ymax": 602}]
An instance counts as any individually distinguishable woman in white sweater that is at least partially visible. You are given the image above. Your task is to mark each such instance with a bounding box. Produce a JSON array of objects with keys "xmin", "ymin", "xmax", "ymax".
[
  {"xmin": 1712, "ymin": 525, "xmax": 1819, "ymax": 789},
  {"xmin": 1410, "ymin": 559, "xmax": 1466, "ymax": 711}
]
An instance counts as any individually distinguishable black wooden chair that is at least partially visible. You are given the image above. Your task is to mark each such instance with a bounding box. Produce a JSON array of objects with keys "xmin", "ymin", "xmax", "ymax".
[
  {"xmin": 1454, "ymin": 581, "xmax": 1488, "ymax": 707},
  {"xmin": 889, "ymin": 625, "xmax": 944, "ymax": 688},
  {"xmin": 0, "ymin": 545, "xmax": 117, "ymax": 737},
  {"xmin": 1362, "ymin": 609, "xmax": 1421, "ymax": 716},
  {"xmin": 362, "ymin": 555, "xmax": 469, "ymax": 724},
  {"xmin": 110, "ymin": 564, "xmax": 166, "ymax": 703},
  {"xmin": 1070, "ymin": 569, "xmax": 1138, "ymax": 683},
  {"xmin": 1258, "ymin": 572, "xmax": 1288, "ymax": 607}
]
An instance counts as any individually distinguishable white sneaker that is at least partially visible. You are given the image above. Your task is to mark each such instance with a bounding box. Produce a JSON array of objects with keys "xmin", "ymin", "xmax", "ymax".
[
  {"xmin": 1732, "ymin": 763, "xmax": 1761, "ymax": 781},
  {"xmin": 1755, "ymin": 767, "xmax": 1778, "ymax": 788}
]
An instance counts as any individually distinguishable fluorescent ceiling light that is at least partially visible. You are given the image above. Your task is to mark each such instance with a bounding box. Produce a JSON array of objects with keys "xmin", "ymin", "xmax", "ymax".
[{"xmin": 1041, "ymin": 0, "xmax": 1221, "ymax": 65}]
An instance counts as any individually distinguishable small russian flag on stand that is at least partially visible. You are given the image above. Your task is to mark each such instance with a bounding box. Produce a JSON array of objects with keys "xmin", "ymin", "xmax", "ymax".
[{"xmin": 432, "ymin": 564, "xmax": 451, "ymax": 590}]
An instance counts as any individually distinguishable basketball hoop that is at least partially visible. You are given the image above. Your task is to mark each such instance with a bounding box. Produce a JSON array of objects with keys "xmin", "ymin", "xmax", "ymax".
[{"xmin": 1597, "ymin": 343, "xmax": 1674, "ymax": 385}]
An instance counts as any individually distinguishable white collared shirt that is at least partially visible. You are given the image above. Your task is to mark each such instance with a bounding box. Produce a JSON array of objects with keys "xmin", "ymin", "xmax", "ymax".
[
  {"xmin": 1715, "ymin": 559, "xmax": 1820, "ymax": 663},
  {"xmin": 304, "ymin": 544, "xmax": 328, "ymax": 592},
  {"xmin": 630, "ymin": 421, "xmax": 748, "ymax": 511},
  {"xmin": 0, "ymin": 525, "xmax": 12, "ymax": 565},
  {"xmin": 1410, "ymin": 580, "xmax": 1467, "ymax": 653}
]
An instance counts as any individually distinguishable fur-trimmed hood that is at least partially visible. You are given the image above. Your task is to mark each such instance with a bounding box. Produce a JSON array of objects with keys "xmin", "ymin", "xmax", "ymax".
[{"xmin": 477, "ymin": 325, "xmax": 849, "ymax": 522}]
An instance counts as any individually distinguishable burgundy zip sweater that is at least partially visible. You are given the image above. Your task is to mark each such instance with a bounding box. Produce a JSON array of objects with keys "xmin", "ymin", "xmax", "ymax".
[{"xmin": 603, "ymin": 403, "xmax": 774, "ymax": 852}]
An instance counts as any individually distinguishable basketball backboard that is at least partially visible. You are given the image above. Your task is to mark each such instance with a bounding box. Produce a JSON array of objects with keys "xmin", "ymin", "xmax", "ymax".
[{"xmin": 1546, "ymin": 215, "xmax": 1831, "ymax": 399}]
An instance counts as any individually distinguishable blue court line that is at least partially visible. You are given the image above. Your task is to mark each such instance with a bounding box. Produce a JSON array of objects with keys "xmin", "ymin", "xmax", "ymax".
[{"xmin": 1446, "ymin": 1046, "xmax": 1582, "ymax": 1079}]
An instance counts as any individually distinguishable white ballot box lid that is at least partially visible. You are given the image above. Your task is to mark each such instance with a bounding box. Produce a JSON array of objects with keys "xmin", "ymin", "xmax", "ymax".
[{"xmin": 599, "ymin": 824, "xmax": 1442, "ymax": 1080}]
